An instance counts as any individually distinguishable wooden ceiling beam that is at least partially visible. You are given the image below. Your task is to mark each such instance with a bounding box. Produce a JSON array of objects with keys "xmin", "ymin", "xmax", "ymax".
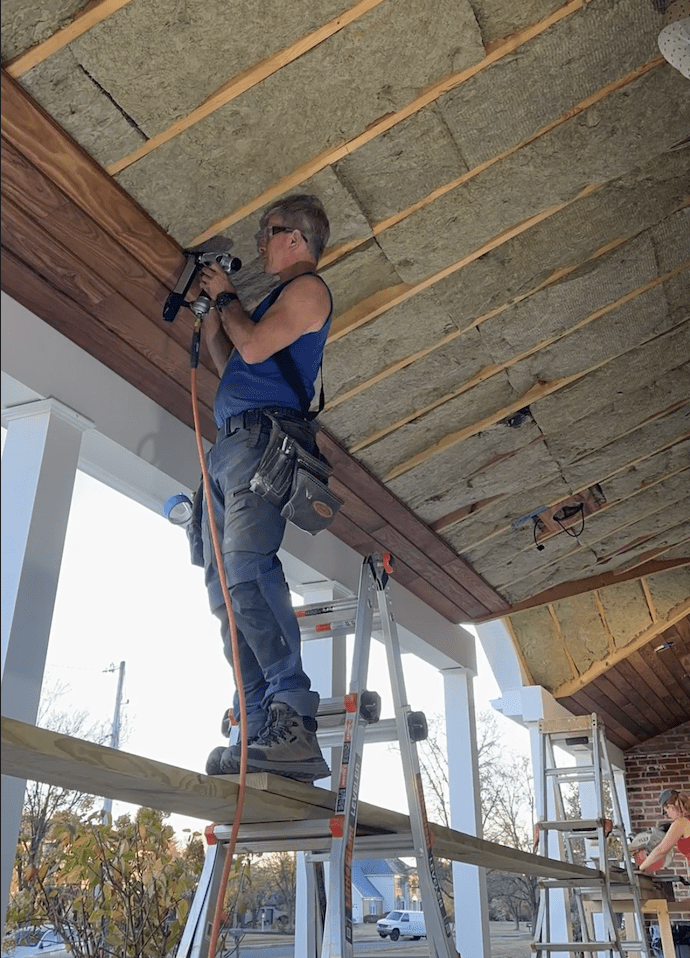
[
  {"xmin": 0, "ymin": 70, "xmax": 184, "ymax": 290},
  {"xmin": 4, "ymin": 0, "xmax": 138, "ymax": 77},
  {"xmin": 106, "ymin": 0, "xmax": 389, "ymax": 176},
  {"xmin": 378, "ymin": 275, "xmax": 689, "ymax": 480},
  {"xmin": 551, "ymin": 601, "xmax": 690, "ymax": 699},
  {"xmin": 473, "ymin": 557, "xmax": 690, "ymax": 622},
  {"xmin": 187, "ymin": 0, "xmax": 597, "ymax": 248}
]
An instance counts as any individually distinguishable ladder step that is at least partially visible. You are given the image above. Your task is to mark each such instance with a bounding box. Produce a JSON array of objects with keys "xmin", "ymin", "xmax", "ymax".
[
  {"xmin": 538, "ymin": 878, "xmax": 605, "ymax": 888},
  {"xmin": 532, "ymin": 943, "xmax": 644, "ymax": 952},
  {"xmin": 545, "ymin": 765, "xmax": 596, "ymax": 778},
  {"xmin": 318, "ymin": 717, "xmax": 399, "ymax": 748},
  {"xmin": 538, "ymin": 819, "xmax": 611, "ymax": 832}
]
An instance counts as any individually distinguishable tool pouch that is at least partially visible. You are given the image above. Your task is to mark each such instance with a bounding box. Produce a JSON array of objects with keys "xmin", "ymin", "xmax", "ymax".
[{"xmin": 250, "ymin": 415, "xmax": 344, "ymax": 535}]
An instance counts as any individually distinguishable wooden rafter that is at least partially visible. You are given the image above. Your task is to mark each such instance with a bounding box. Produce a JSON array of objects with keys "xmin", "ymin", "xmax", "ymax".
[
  {"xmin": 551, "ymin": 598, "xmax": 689, "ymax": 699},
  {"xmin": 4, "ymin": 0, "xmax": 138, "ymax": 76},
  {"xmin": 436, "ymin": 413, "xmax": 689, "ymax": 546},
  {"xmin": 473, "ymin": 557, "xmax": 690, "ymax": 622},
  {"xmin": 186, "ymin": 0, "xmax": 598, "ymax": 248}
]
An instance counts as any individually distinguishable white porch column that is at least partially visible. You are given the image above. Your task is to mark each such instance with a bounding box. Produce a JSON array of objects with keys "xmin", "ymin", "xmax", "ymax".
[
  {"xmin": 1, "ymin": 398, "xmax": 93, "ymax": 934},
  {"xmin": 294, "ymin": 580, "xmax": 348, "ymax": 958},
  {"xmin": 443, "ymin": 666, "xmax": 491, "ymax": 958}
]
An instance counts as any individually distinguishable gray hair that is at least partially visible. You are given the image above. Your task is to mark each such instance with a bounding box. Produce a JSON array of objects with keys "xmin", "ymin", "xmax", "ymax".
[{"xmin": 260, "ymin": 194, "xmax": 330, "ymax": 262}]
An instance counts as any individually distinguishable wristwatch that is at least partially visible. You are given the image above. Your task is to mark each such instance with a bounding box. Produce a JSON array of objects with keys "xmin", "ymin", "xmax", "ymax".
[{"xmin": 215, "ymin": 291, "xmax": 239, "ymax": 310}]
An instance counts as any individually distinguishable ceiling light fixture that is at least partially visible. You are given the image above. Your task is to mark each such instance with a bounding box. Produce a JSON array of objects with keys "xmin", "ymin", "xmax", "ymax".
[{"xmin": 656, "ymin": 0, "xmax": 690, "ymax": 79}]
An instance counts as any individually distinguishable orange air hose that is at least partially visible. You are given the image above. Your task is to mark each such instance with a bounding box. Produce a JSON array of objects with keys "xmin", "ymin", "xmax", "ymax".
[{"xmin": 190, "ymin": 323, "xmax": 249, "ymax": 956}]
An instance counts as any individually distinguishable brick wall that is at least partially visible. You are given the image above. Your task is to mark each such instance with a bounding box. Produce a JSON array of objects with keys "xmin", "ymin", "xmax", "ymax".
[{"xmin": 625, "ymin": 721, "xmax": 690, "ymax": 915}]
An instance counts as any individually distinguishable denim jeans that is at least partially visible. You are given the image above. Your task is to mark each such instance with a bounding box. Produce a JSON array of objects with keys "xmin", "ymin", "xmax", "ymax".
[{"xmin": 202, "ymin": 414, "xmax": 320, "ymax": 738}]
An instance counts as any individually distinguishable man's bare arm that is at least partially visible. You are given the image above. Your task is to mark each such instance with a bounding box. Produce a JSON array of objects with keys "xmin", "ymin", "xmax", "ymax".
[{"xmin": 200, "ymin": 264, "xmax": 330, "ymax": 366}]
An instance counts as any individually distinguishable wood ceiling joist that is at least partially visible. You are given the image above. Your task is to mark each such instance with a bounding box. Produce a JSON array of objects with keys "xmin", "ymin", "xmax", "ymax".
[
  {"xmin": 377, "ymin": 285, "xmax": 689, "ymax": 483},
  {"xmin": 3, "ymin": 0, "xmax": 137, "ymax": 77},
  {"xmin": 349, "ymin": 263, "xmax": 688, "ymax": 468},
  {"xmin": 552, "ymin": 600, "xmax": 690, "ymax": 698},
  {"xmin": 106, "ymin": 0, "xmax": 389, "ymax": 177},
  {"xmin": 476, "ymin": 557, "xmax": 689, "ymax": 622},
  {"xmin": 186, "ymin": 0, "xmax": 598, "ymax": 249},
  {"xmin": 329, "ymin": 233, "xmax": 633, "ymax": 411},
  {"xmin": 431, "ymin": 413, "xmax": 690, "ymax": 544},
  {"xmin": 0, "ymin": 70, "xmax": 183, "ymax": 290},
  {"xmin": 319, "ymin": 431, "xmax": 508, "ymax": 618}
]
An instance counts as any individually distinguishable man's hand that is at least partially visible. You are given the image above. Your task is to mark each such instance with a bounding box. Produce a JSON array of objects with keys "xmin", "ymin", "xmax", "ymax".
[{"xmin": 200, "ymin": 262, "xmax": 237, "ymax": 302}]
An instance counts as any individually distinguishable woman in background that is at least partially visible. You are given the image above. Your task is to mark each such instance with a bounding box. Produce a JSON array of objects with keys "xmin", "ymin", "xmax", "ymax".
[{"xmin": 637, "ymin": 788, "xmax": 690, "ymax": 873}]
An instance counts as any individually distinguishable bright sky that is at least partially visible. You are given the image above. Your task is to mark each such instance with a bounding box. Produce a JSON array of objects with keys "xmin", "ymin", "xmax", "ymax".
[{"xmin": 4, "ymin": 434, "xmax": 529, "ymax": 837}]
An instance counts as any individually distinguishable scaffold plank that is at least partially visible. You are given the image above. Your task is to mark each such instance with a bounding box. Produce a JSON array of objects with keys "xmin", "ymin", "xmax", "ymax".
[{"xmin": 3, "ymin": 716, "xmax": 599, "ymax": 880}]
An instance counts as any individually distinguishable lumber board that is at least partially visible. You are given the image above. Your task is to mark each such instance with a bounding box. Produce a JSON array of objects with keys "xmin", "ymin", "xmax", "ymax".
[
  {"xmin": 0, "ymin": 70, "xmax": 183, "ymax": 289},
  {"xmin": 1, "ymin": 716, "xmax": 601, "ymax": 880},
  {"xmin": 0, "ymin": 248, "xmax": 216, "ymax": 439}
]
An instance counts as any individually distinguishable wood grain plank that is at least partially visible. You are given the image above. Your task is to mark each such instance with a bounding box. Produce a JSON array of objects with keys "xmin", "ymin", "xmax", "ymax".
[
  {"xmin": 1, "ymin": 248, "xmax": 216, "ymax": 439},
  {"xmin": 626, "ymin": 648, "xmax": 688, "ymax": 724},
  {"xmin": 1, "ymin": 196, "xmax": 219, "ymax": 405},
  {"xmin": 370, "ymin": 524, "xmax": 491, "ymax": 620},
  {"xmin": 614, "ymin": 658, "xmax": 679, "ymax": 728},
  {"xmin": 633, "ymin": 643, "xmax": 690, "ymax": 714},
  {"xmin": 1, "ymin": 70, "xmax": 184, "ymax": 288},
  {"xmin": 588, "ymin": 674, "xmax": 660, "ymax": 740},
  {"xmin": 2, "ymin": 716, "xmax": 600, "ymax": 878}
]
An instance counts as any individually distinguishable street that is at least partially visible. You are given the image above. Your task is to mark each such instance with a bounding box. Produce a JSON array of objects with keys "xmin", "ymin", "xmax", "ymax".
[{"xmin": 218, "ymin": 921, "xmax": 533, "ymax": 958}]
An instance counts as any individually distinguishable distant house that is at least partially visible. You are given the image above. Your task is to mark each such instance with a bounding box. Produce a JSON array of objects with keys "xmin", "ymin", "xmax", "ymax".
[{"xmin": 351, "ymin": 859, "xmax": 418, "ymax": 923}]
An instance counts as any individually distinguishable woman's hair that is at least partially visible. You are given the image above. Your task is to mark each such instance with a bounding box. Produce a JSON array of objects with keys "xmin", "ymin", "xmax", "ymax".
[
  {"xmin": 663, "ymin": 790, "xmax": 690, "ymax": 816},
  {"xmin": 260, "ymin": 194, "xmax": 330, "ymax": 262}
]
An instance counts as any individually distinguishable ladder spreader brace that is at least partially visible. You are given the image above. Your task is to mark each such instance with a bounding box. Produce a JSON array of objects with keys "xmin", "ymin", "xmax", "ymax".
[{"xmin": 179, "ymin": 554, "xmax": 460, "ymax": 958}]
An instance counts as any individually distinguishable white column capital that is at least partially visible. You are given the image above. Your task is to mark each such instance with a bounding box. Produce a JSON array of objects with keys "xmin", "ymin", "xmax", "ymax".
[{"xmin": 3, "ymin": 397, "xmax": 94, "ymax": 432}]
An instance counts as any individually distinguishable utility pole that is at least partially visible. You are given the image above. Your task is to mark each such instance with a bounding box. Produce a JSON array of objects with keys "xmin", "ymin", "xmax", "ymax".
[{"xmin": 102, "ymin": 660, "xmax": 125, "ymax": 821}]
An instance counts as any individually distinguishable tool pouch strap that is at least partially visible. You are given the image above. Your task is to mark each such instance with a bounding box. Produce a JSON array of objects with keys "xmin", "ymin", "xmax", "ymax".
[{"xmin": 250, "ymin": 414, "xmax": 344, "ymax": 535}]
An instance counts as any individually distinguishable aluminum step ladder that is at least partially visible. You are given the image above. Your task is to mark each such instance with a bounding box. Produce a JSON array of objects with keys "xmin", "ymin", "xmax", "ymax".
[
  {"xmin": 179, "ymin": 553, "xmax": 459, "ymax": 958},
  {"xmin": 532, "ymin": 714, "xmax": 651, "ymax": 958}
]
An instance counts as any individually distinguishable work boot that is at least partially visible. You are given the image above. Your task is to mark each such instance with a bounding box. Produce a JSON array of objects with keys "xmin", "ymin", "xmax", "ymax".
[
  {"xmin": 228, "ymin": 702, "xmax": 330, "ymax": 783},
  {"xmin": 206, "ymin": 745, "xmax": 241, "ymax": 775}
]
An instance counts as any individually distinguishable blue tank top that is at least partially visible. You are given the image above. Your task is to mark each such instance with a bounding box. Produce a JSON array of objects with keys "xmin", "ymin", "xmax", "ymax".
[{"xmin": 214, "ymin": 273, "xmax": 333, "ymax": 425}]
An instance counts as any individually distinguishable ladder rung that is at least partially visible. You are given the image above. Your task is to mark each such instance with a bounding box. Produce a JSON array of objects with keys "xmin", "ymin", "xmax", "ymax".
[
  {"xmin": 538, "ymin": 878, "xmax": 604, "ymax": 888},
  {"xmin": 318, "ymin": 717, "xmax": 399, "ymax": 748},
  {"xmin": 545, "ymin": 765, "xmax": 595, "ymax": 779},
  {"xmin": 532, "ymin": 943, "xmax": 644, "ymax": 952},
  {"xmin": 538, "ymin": 819, "xmax": 609, "ymax": 832}
]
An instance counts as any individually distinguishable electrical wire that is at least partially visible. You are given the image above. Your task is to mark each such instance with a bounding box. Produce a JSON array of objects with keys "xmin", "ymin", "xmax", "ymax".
[{"xmin": 190, "ymin": 316, "xmax": 249, "ymax": 956}]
